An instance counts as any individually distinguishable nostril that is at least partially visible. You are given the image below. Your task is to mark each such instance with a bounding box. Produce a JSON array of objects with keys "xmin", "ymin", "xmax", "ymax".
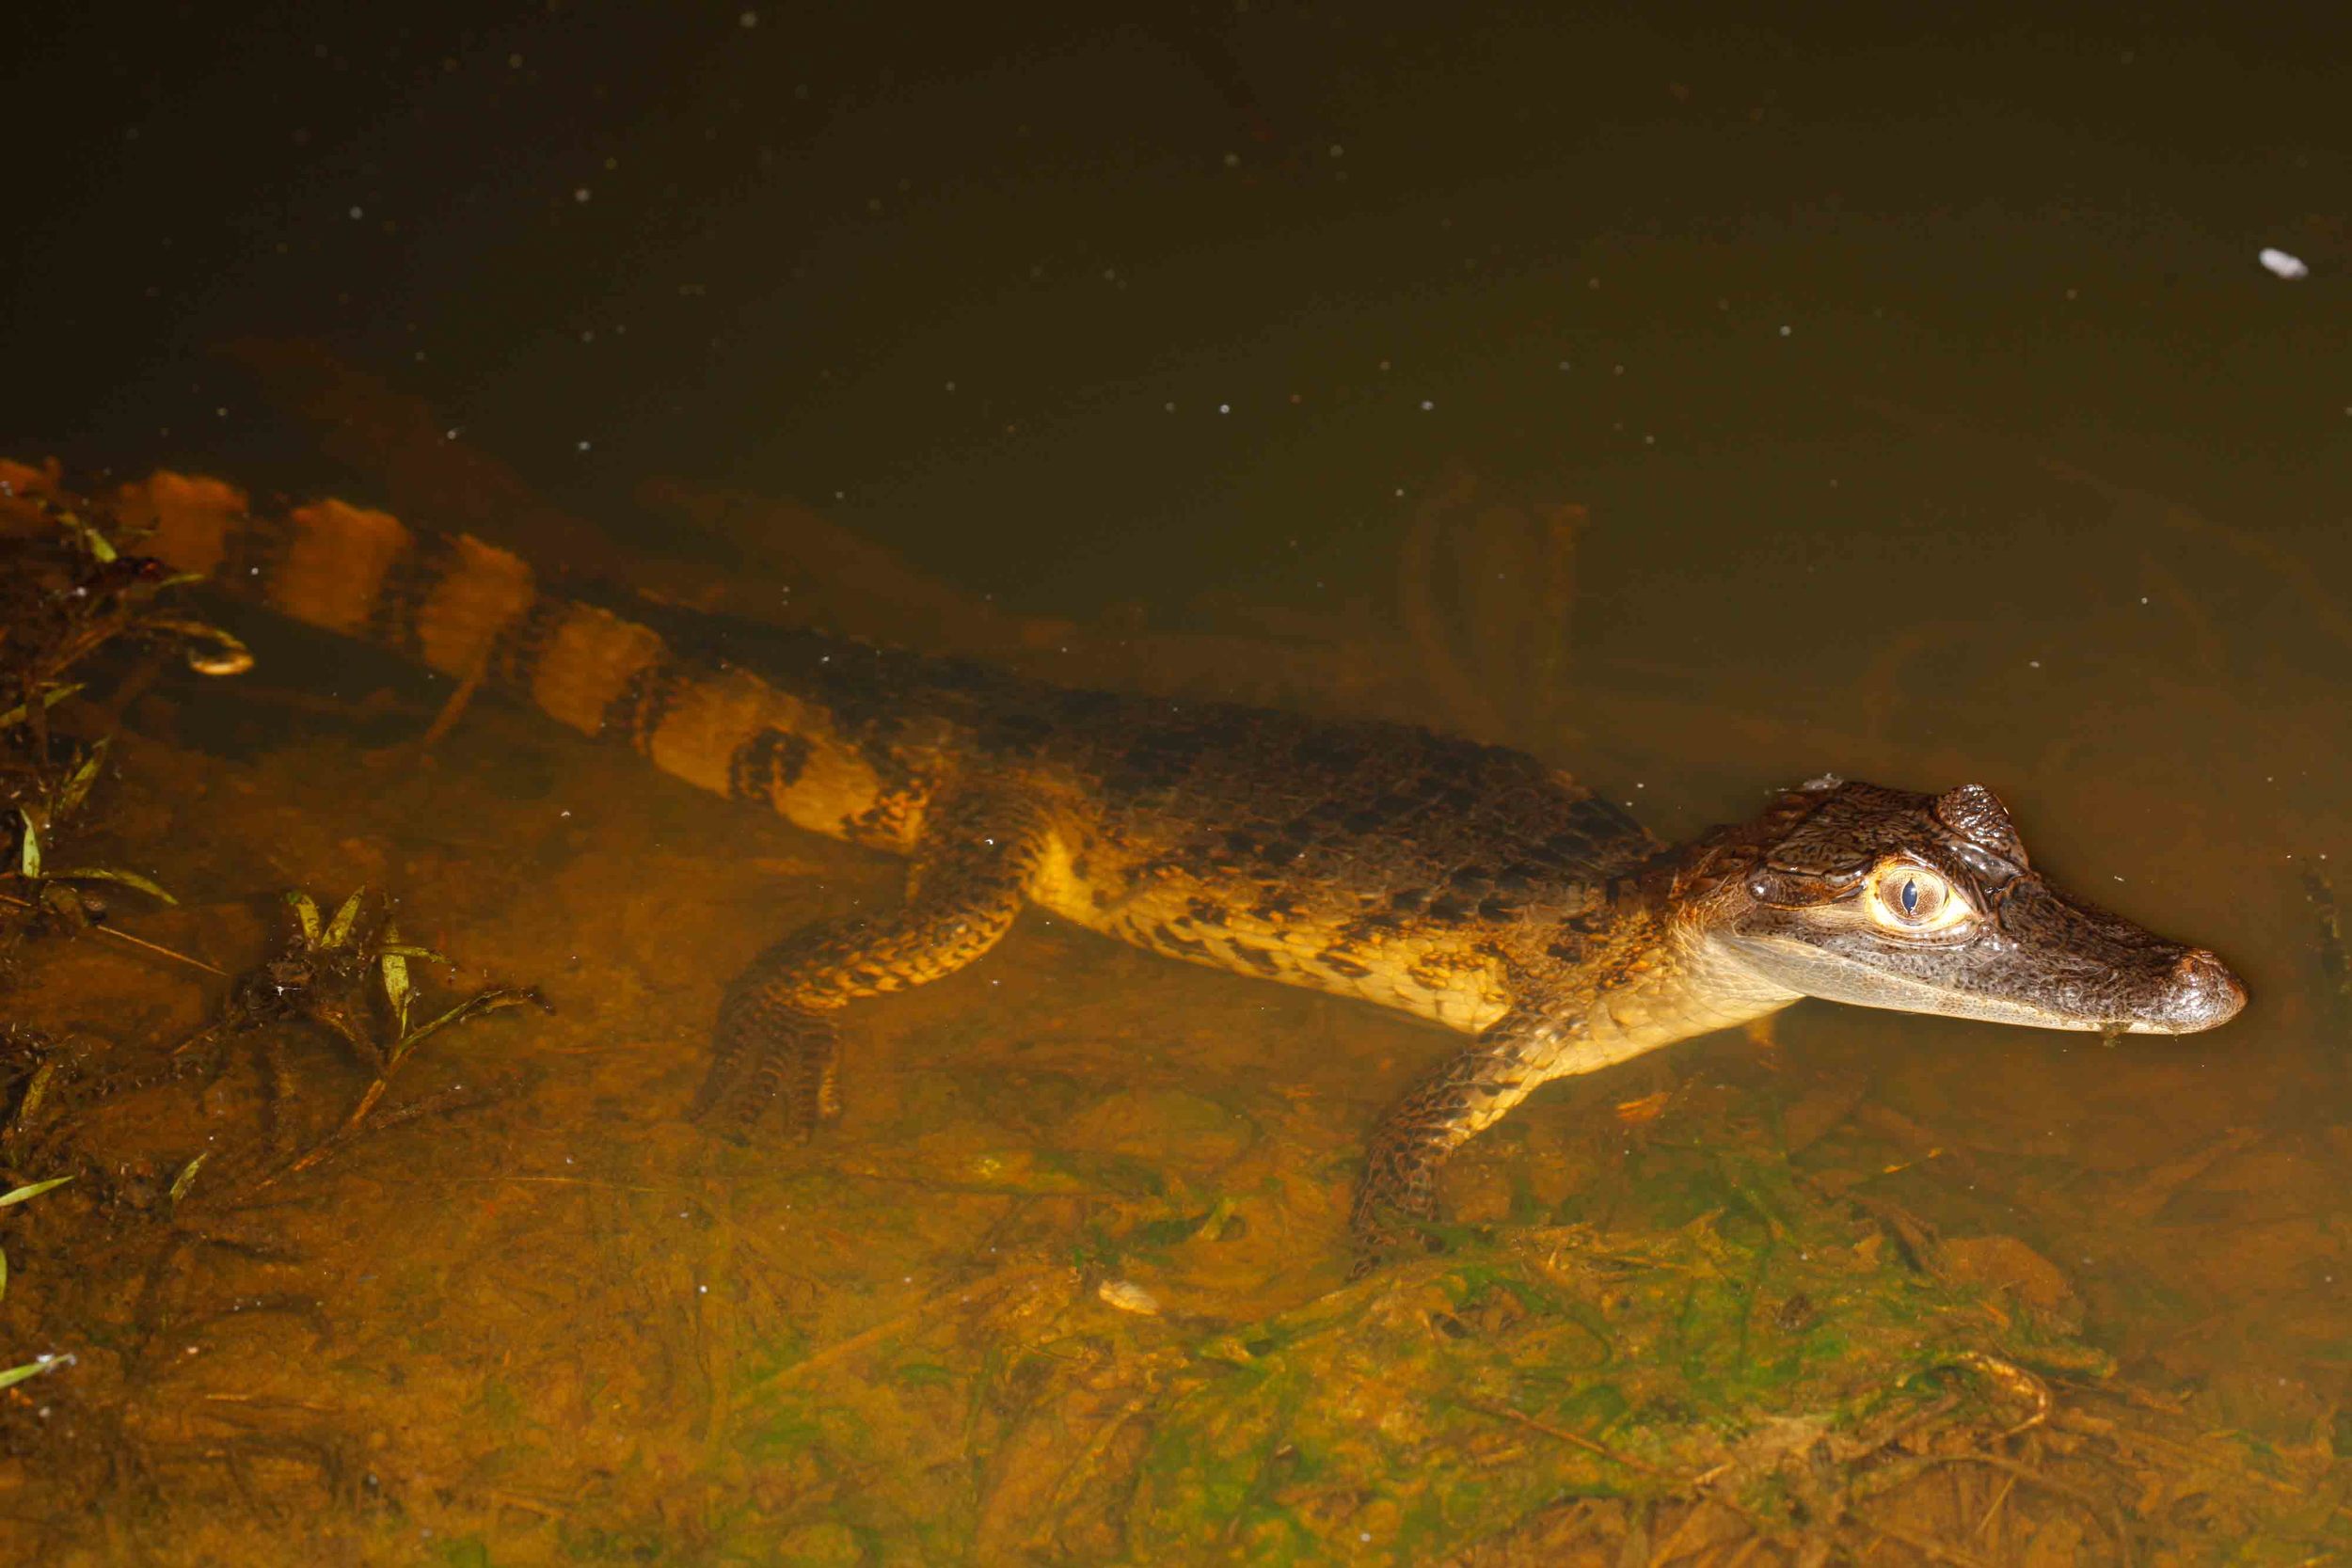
[{"xmin": 2167, "ymin": 948, "xmax": 2248, "ymax": 1028}]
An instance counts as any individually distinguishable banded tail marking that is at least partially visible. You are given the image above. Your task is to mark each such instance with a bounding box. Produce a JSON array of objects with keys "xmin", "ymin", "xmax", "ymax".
[{"xmin": 117, "ymin": 470, "xmax": 907, "ymax": 847}]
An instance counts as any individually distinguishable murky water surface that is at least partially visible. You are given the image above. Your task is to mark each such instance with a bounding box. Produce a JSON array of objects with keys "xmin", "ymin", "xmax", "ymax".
[{"xmin": 2, "ymin": 7, "xmax": 2346, "ymax": 1562}]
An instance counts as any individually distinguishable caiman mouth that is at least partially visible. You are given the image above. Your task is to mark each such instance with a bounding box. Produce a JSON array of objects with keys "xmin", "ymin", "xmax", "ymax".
[{"xmin": 1717, "ymin": 929, "xmax": 2247, "ymax": 1035}]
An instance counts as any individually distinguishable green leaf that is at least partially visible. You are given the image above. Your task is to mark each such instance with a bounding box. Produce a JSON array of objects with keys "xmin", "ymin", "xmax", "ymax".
[
  {"xmin": 286, "ymin": 890, "xmax": 322, "ymax": 947},
  {"xmin": 55, "ymin": 736, "xmax": 110, "ymax": 817},
  {"xmin": 0, "ymin": 1175, "xmax": 74, "ymax": 1209},
  {"xmin": 16, "ymin": 811, "xmax": 40, "ymax": 879},
  {"xmin": 325, "ymin": 888, "xmax": 368, "ymax": 949},
  {"xmin": 0, "ymin": 1354, "xmax": 72, "ymax": 1392},
  {"xmin": 57, "ymin": 506, "xmax": 117, "ymax": 562},
  {"xmin": 389, "ymin": 988, "xmax": 544, "ymax": 1068},
  {"xmin": 167, "ymin": 1151, "xmax": 210, "ymax": 1206},
  {"xmin": 380, "ymin": 942, "xmax": 414, "ymax": 1035},
  {"xmin": 0, "ymin": 682, "xmax": 82, "ymax": 731},
  {"xmin": 50, "ymin": 866, "xmax": 177, "ymax": 903},
  {"xmin": 1, "ymin": 1243, "xmax": 8, "ymax": 1302},
  {"xmin": 12, "ymin": 1061, "xmax": 56, "ymax": 1130}
]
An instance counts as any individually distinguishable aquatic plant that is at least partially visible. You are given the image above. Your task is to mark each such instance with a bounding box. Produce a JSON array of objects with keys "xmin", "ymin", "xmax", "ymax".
[
  {"xmin": 0, "ymin": 474, "xmax": 246, "ymax": 964},
  {"xmin": 175, "ymin": 886, "xmax": 547, "ymax": 1187}
]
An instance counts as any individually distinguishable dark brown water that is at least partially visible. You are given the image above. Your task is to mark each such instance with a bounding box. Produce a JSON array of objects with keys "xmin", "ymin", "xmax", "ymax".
[{"xmin": 2, "ymin": 6, "xmax": 2347, "ymax": 1562}]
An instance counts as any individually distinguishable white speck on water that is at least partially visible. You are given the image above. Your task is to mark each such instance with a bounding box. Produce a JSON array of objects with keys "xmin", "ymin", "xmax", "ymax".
[
  {"xmin": 1419, "ymin": 399, "xmax": 1434, "ymax": 410},
  {"xmin": 348, "ymin": 206, "xmax": 363, "ymax": 220},
  {"xmin": 2027, "ymin": 659, "xmax": 2041, "ymax": 669},
  {"xmin": 576, "ymin": 438, "xmax": 591, "ymax": 451},
  {"xmin": 739, "ymin": 8, "xmax": 758, "ymax": 24},
  {"xmin": 1778, "ymin": 324, "xmax": 1791, "ymax": 336},
  {"xmin": 573, "ymin": 186, "xmax": 591, "ymax": 202},
  {"xmin": 2259, "ymin": 246, "xmax": 2310, "ymax": 280},
  {"xmin": 1218, "ymin": 403, "xmax": 1231, "ymax": 414}
]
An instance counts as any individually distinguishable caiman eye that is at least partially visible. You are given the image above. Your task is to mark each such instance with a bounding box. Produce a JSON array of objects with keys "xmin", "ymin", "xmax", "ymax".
[{"xmin": 1865, "ymin": 863, "xmax": 1973, "ymax": 935}]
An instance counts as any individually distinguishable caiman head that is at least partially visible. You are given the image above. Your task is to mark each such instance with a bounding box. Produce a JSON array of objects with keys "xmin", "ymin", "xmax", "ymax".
[{"xmin": 1682, "ymin": 777, "xmax": 2245, "ymax": 1035}]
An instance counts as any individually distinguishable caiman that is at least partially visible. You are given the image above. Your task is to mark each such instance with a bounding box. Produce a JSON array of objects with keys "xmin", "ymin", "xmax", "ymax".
[{"xmin": 92, "ymin": 475, "xmax": 2249, "ymax": 1253}]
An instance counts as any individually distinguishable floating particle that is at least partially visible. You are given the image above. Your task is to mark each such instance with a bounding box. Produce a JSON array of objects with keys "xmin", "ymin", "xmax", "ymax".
[{"xmin": 2259, "ymin": 246, "xmax": 2310, "ymax": 280}]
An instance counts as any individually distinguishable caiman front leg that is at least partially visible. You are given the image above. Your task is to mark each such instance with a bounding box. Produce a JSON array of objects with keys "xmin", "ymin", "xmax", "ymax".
[
  {"xmin": 693, "ymin": 786, "xmax": 1051, "ymax": 1137},
  {"xmin": 1351, "ymin": 1008, "xmax": 1578, "ymax": 1262}
]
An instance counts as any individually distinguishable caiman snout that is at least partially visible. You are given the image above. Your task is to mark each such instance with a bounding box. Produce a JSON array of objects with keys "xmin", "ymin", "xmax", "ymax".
[{"xmin": 2134, "ymin": 948, "xmax": 2247, "ymax": 1033}]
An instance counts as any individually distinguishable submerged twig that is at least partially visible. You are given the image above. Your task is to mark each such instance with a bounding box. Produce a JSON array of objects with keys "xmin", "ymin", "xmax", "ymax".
[{"xmin": 0, "ymin": 892, "xmax": 225, "ymax": 975}]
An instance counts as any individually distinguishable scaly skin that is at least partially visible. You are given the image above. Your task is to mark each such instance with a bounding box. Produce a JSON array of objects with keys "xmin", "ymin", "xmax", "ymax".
[{"xmin": 104, "ymin": 474, "xmax": 2248, "ymax": 1261}]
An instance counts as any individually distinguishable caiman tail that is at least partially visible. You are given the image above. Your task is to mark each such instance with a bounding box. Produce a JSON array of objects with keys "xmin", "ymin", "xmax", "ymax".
[{"xmin": 118, "ymin": 472, "xmax": 918, "ymax": 851}]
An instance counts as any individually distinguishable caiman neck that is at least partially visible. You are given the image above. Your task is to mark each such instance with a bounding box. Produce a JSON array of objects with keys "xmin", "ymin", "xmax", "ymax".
[{"xmin": 1523, "ymin": 858, "xmax": 1804, "ymax": 1080}]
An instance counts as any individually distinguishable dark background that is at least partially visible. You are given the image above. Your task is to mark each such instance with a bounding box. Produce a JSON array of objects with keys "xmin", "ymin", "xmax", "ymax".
[{"xmin": 4, "ymin": 3, "xmax": 2344, "ymax": 615}]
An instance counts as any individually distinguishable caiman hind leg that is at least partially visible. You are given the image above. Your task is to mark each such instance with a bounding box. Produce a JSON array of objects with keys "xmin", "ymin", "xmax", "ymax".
[
  {"xmin": 693, "ymin": 787, "xmax": 1053, "ymax": 1137},
  {"xmin": 1351, "ymin": 1009, "xmax": 1575, "ymax": 1264}
]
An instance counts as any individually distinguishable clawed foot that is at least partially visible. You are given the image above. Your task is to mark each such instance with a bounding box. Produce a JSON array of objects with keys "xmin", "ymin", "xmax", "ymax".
[{"xmin": 691, "ymin": 993, "xmax": 842, "ymax": 1140}]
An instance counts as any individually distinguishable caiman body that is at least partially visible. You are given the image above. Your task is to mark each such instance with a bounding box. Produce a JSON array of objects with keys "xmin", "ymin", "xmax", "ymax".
[{"xmin": 107, "ymin": 475, "xmax": 2247, "ymax": 1252}]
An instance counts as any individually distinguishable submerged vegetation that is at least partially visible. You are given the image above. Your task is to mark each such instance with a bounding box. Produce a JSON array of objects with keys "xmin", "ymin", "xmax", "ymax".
[
  {"xmin": 0, "ymin": 475, "xmax": 245, "ymax": 970},
  {"xmin": 0, "ymin": 471, "xmax": 553, "ymax": 1551},
  {"xmin": 171, "ymin": 885, "xmax": 548, "ymax": 1187}
]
